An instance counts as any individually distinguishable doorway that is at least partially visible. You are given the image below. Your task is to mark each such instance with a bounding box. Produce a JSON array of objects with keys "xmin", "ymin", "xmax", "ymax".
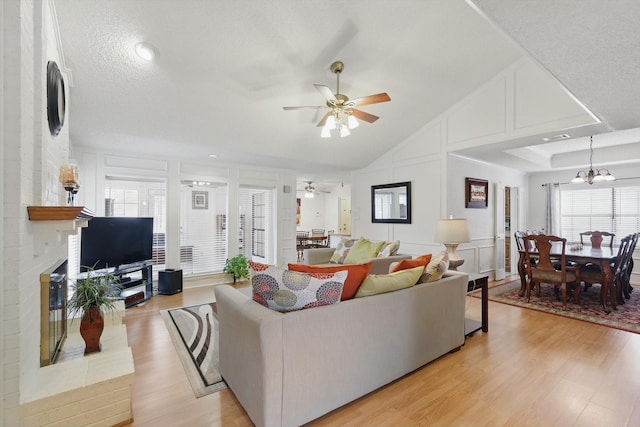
[
  {"xmin": 338, "ymin": 197, "xmax": 351, "ymax": 235},
  {"xmin": 504, "ymin": 187, "xmax": 511, "ymax": 273}
]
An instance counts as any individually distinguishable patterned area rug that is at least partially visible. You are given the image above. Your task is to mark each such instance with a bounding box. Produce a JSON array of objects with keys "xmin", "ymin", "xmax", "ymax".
[
  {"xmin": 160, "ymin": 302, "xmax": 226, "ymax": 397},
  {"xmin": 478, "ymin": 280, "xmax": 640, "ymax": 334}
]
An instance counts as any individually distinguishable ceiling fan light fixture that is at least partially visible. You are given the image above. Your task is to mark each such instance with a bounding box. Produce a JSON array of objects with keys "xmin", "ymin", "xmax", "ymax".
[
  {"xmin": 326, "ymin": 114, "xmax": 337, "ymax": 130},
  {"xmin": 304, "ymin": 190, "xmax": 315, "ymax": 198},
  {"xmin": 347, "ymin": 114, "xmax": 359, "ymax": 129},
  {"xmin": 135, "ymin": 42, "xmax": 157, "ymax": 61},
  {"xmin": 320, "ymin": 126, "xmax": 331, "ymax": 138},
  {"xmin": 340, "ymin": 125, "xmax": 350, "ymax": 138}
]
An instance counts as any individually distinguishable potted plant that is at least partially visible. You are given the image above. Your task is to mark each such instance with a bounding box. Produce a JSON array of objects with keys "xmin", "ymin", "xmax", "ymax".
[
  {"xmin": 68, "ymin": 267, "xmax": 121, "ymax": 355},
  {"xmin": 223, "ymin": 254, "xmax": 250, "ymax": 283}
]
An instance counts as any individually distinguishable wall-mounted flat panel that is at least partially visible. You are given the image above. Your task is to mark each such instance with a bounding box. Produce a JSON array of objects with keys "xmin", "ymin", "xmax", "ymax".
[
  {"xmin": 392, "ymin": 121, "xmax": 442, "ymax": 162},
  {"xmin": 514, "ymin": 61, "xmax": 592, "ymax": 130},
  {"xmin": 447, "ymin": 77, "xmax": 507, "ymax": 144}
]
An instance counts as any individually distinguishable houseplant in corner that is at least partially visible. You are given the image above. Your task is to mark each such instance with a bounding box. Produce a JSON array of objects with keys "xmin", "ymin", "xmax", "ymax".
[
  {"xmin": 68, "ymin": 267, "xmax": 121, "ymax": 355},
  {"xmin": 223, "ymin": 254, "xmax": 250, "ymax": 283}
]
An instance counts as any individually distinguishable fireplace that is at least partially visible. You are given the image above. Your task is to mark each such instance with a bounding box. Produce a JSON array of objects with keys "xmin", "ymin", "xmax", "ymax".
[{"xmin": 40, "ymin": 259, "xmax": 68, "ymax": 366}]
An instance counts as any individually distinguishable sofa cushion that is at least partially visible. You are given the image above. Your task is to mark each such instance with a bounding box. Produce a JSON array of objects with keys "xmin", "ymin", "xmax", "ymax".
[
  {"xmin": 354, "ymin": 265, "xmax": 424, "ymax": 298},
  {"xmin": 250, "ymin": 261, "xmax": 346, "ymax": 312},
  {"xmin": 329, "ymin": 238, "xmax": 358, "ymax": 264},
  {"xmin": 377, "ymin": 240, "xmax": 400, "ymax": 258},
  {"xmin": 287, "ymin": 261, "xmax": 372, "ymax": 300},
  {"xmin": 343, "ymin": 238, "xmax": 385, "ymax": 264},
  {"xmin": 390, "ymin": 254, "xmax": 432, "ymax": 273},
  {"xmin": 420, "ymin": 250, "xmax": 450, "ymax": 283}
]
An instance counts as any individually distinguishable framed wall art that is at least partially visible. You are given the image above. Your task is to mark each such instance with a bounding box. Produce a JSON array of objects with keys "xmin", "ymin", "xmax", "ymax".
[
  {"xmin": 465, "ymin": 178, "xmax": 488, "ymax": 208},
  {"xmin": 192, "ymin": 191, "xmax": 208, "ymax": 209}
]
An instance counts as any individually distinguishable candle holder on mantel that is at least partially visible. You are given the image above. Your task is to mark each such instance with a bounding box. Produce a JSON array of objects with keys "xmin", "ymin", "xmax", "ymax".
[{"xmin": 59, "ymin": 164, "xmax": 80, "ymax": 206}]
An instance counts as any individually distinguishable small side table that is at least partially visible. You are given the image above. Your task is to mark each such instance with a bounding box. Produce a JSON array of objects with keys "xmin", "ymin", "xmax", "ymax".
[{"xmin": 465, "ymin": 273, "xmax": 488, "ymax": 337}]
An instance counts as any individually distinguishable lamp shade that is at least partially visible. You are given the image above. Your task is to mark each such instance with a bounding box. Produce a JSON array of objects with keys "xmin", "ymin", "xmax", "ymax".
[{"xmin": 434, "ymin": 218, "xmax": 470, "ymax": 244}]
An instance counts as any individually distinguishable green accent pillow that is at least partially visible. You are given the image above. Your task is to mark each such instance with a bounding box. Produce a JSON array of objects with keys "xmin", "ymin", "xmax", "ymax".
[
  {"xmin": 354, "ymin": 266, "xmax": 424, "ymax": 298},
  {"xmin": 343, "ymin": 238, "xmax": 385, "ymax": 264}
]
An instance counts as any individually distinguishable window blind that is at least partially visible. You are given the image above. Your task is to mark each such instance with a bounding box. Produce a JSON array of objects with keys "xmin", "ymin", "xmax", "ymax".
[
  {"xmin": 180, "ymin": 182, "xmax": 228, "ymax": 275},
  {"xmin": 560, "ymin": 185, "xmax": 640, "ymax": 243}
]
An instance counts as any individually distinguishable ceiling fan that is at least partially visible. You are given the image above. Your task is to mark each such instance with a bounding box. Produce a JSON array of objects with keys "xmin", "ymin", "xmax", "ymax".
[
  {"xmin": 283, "ymin": 61, "xmax": 391, "ymax": 138},
  {"xmin": 298, "ymin": 182, "xmax": 330, "ymax": 198}
]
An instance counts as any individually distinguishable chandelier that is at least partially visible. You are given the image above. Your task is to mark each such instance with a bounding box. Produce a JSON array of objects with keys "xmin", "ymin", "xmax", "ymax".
[{"xmin": 571, "ymin": 136, "xmax": 615, "ymax": 184}]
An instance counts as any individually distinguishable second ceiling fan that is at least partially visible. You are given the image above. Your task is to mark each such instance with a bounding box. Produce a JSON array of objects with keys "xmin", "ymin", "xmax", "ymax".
[{"xmin": 283, "ymin": 61, "xmax": 391, "ymax": 138}]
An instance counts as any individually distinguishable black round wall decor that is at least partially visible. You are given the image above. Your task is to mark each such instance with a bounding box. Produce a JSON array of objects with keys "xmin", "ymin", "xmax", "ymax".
[{"xmin": 46, "ymin": 61, "xmax": 66, "ymax": 136}]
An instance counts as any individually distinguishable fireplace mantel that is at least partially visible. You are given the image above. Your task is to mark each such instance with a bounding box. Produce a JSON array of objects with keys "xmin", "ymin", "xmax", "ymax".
[{"xmin": 27, "ymin": 206, "xmax": 95, "ymax": 221}]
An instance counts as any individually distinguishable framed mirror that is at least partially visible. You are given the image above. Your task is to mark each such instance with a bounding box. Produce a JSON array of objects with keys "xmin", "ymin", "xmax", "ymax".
[{"xmin": 371, "ymin": 181, "xmax": 411, "ymax": 224}]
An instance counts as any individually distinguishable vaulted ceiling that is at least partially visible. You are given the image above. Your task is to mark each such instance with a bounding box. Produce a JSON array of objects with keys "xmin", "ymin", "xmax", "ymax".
[{"xmin": 53, "ymin": 0, "xmax": 640, "ymax": 185}]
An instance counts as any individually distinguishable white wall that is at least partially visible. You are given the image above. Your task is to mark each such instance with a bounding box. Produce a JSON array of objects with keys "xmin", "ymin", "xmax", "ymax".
[
  {"xmin": 296, "ymin": 183, "xmax": 350, "ymax": 234},
  {"xmin": 351, "ymin": 57, "xmax": 586, "ymax": 278},
  {"xmin": 528, "ymin": 162, "xmax": 640, "ymax": 231},
  {"xmin": 74, "ymin": 147, "xmax": 298, "ymax": 272},
  {"xmin": 2, "ymin": 1, "xmax": 73, "ymax": 424}
]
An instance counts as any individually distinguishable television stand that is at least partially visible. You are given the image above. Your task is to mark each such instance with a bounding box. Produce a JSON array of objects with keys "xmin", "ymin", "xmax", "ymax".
[{"xmin": 112, "ymin": 264, "xmax": 153, "ymax": 308}]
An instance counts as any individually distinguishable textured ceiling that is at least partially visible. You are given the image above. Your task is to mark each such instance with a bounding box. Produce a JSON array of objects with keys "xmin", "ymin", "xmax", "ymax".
[
  {"xmin": 53, "ymin": 0, "xmax": 522, "ymax": 182},
  {"xmin": 53, "ymin": 0, "xmax": 640, "ymax": 184}
]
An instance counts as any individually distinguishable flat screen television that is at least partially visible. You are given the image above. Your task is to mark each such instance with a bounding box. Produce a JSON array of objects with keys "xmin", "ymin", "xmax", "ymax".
[{"xmin": 80, "ymin": 217, "xmax": 153, "ymax": 272}]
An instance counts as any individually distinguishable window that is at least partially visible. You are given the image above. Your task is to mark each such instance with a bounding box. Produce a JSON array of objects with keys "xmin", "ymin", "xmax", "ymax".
[
  {"xmin": 560, "ymin": 185, "xmax": 640, "ymax": 242},
  {"xmin": 104, "ymin": 177, "xmax": 167, "ymax": 274},
  {"xmin": 180, "ymin": 182, "xmax": 228, "ymax": 275},
  {"xmin": 239, "ymin": 186, "xmax": 275, "ymax": 264}
]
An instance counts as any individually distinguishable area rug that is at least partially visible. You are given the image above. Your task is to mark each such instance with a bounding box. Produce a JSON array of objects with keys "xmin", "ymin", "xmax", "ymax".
[
  {"xmin": 160, "ymin": 302, "xmax": 226, "ymax": 397},
  {"xmin": 476, "ymin": 280, "xmax": 640, "ymax": 334}
]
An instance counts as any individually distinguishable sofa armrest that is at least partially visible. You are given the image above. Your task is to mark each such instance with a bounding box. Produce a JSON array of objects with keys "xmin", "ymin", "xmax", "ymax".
[
  {"xmin": 303, "ymin": 247, "xmax": 335, "ymax": 265},
  {"xmin": 215, "ymin": 285, "xmax": 284, "ymax": 427},
  {"xmin": 366, "ymin": 254, "xmax": 412, "ymax": 275}
]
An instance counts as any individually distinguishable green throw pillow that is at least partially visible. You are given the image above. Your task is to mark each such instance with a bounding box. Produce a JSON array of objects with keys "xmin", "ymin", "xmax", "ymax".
[
  {"xmin": 355, "ymin": 266, "xmax": 424, "ymax": 298},
  {"xmin": 343, "ymin": 238, "xmax": 385, "ymax": 264}
]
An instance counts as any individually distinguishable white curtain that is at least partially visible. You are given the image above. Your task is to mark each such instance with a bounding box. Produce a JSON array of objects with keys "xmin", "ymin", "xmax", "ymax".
[{"xmin": 545, "ymin": 183, "xmax": 561, "ymax": 235}]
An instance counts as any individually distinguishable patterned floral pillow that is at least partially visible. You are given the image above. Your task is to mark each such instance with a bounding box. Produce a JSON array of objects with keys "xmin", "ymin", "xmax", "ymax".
[
  {"xmin": 419, "ymin": 250, "xmax": 450, "ymax": 283},
  {"xmin": 329, "ymin": 238, "xmax": 358, "ymax": 264},
  {"xmin": 377, "ymin": 240, "xmax": 400, "ymax": 258},
  {"xmin": 250, "ymin": 261, "xmax": 347, "ymax": 312}
]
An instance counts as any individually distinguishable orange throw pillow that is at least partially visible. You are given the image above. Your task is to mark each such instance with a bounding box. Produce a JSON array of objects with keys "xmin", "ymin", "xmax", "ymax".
[
  {"xmin": 287, "ymin": 261, "xmax": 372, "ymax": 300},
  {"xmin": 390, "ymin": 254, "xmax": 432, "ymax": 273}
]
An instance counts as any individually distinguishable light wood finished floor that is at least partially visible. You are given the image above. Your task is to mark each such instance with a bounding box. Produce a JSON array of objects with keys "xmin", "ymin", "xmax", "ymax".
[{"xmin": 122, "ymin": 276, "xmax": 640, "ymax": 426}]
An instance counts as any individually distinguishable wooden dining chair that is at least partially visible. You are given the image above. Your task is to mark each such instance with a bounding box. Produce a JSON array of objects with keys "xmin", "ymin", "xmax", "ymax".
[
  {"xmin": 296, "ymin": 231, "xmax": 310, "ymax": 261},
  {"xmin": 579, "ymin": 231, "xmax": 615, "ymax": 249},
  {"xmin": 310, "ymin": 229, "xmax": 326, "ymax": 247},
  {"xmin": 580, "ymin": 234, "xmax": 632, "ymax": 305},
  {"xmin": 523, "ymin": 234, "xmax": 580, "ymax": 306}
]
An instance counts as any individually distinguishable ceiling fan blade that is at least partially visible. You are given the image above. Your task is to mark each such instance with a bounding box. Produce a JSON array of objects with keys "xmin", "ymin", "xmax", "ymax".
[
  {"xmin": 314, "ymin": 84, "xmax": 337, "ymax": 102},
  {"xmin": 351, "ymin": 108, "xmax": 379, "ymax": 123},
  {"xmin": 317, "ymin": 111, "xmax": 332, "ymax": 127},
  {"xmin": 350, "ymin": 92, "xmax": 391, "ymax": 107},
  {"xmin": 283, "ymin": 106, "xmax": 325, "ymax": 110}
]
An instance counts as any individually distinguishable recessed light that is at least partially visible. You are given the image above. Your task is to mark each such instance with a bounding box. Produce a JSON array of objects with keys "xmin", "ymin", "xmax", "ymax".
[
  {"xmin": 542, "ymin": 133, "xmax": 571, "ymax": 142},
  {"xmin": 208, "ymin": 154, "xmax": 218, "ymax": 158},
  {"xmin": 135, "ymin": 42, "xmax": 158, "ymax": 61}
]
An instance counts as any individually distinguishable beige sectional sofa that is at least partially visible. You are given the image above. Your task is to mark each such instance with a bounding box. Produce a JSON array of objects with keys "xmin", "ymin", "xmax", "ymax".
[
  {"xmin": 215, "ymin": 270, "xmax": 468, "ymax": 427},
  {"xmin": 302, "ymin": 246, "xmax": 411, "ymax": 274}
]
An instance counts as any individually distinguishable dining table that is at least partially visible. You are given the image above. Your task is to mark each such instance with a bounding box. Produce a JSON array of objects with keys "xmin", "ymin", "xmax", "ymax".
[{"xmin": 517, "ymin": 245, "xmax": 618, "ymax": 313}]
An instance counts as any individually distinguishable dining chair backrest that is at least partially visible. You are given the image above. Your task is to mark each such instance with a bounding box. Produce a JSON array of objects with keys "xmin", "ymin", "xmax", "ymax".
[
  {"xmin": 296, "ymin": 231, "xmax": 309, "ymax": 241},
  {"xmin": 580, "ymin": 231, "xmax": 615, "ymax": 249},
  {"xmin": 523, "ymin": 234, "xmax": 567, "ymax": 273},
  {"xmin": 311, "ymin": 229, "xmax": 325, "ymax": 236},
  {"xmin": 514, "ymin": 231, "xmax": 527, "ymax": 251}
]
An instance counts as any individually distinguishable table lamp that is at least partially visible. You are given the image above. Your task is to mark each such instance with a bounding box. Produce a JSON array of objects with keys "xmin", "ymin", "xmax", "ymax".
[{"xmin": 434, "ymin": 217, "xmax": 470, "ymax": 270}]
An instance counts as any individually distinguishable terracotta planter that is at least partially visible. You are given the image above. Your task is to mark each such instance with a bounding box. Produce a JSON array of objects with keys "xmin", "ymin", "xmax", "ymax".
[{"xmin": 80, "ymin": 306, "xmax": 104, "ymax": 355}]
